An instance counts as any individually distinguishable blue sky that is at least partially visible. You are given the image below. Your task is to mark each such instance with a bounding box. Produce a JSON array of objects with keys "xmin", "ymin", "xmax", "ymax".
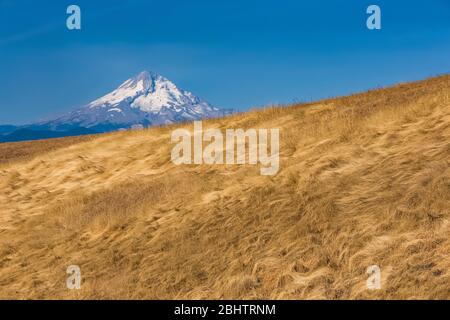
[{"xmin": 0, "ymin": 0, "xmax": 449, "ymax": 124}]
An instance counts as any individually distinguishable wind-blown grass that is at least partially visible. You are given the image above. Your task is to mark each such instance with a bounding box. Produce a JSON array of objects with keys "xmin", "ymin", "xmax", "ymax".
[{"xmin": 0, "ymin": 75, "xmax": 449, "ymax": 299}]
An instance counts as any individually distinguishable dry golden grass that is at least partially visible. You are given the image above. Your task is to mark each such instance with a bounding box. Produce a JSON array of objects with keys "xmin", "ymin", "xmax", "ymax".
[{"xmin": 0, "ymin": 75, "xmax": 449, "ymax": 299}]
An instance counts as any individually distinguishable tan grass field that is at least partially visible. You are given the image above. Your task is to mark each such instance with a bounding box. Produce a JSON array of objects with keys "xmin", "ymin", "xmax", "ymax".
[{"xmin": 0, "ymin": 75, "xmax": 449, "ymax": 299}]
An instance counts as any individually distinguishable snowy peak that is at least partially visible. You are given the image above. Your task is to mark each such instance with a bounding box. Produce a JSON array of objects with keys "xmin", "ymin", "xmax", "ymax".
[
  {"xmin": 88, "ymin": 71, "xmax": 156, "ymax": 108},
  {"xmin": 88, "ymin": 70, "xmax": 216, "ymax": 115},
  {"xmin": 31, "ymin": 71, "xmax": 231, "ymax": 133},
  {"xmin": 118, "ymin": 71, "xmax": 161, "ymax": 93}
]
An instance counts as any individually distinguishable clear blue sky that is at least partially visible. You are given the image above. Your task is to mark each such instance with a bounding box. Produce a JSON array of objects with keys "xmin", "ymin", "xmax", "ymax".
[{"xmin": 0, "ymin": 0, "xmax": 449, "ymax": 124}]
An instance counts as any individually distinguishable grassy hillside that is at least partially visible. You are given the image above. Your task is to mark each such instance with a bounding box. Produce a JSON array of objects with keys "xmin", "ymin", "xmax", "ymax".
[{"xmin": 0, "ymin": 75, "xmax": 449, "ymax": 299}]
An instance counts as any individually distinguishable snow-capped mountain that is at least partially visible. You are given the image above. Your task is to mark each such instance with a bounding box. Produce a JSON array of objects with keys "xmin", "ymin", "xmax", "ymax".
[
  {"xmin": 31, "ymin": 71, "xmax": 231, "ymax": 133},
  {"xmin": 0, "ymin": 71, "xmax": 232, "ymax": 142}
]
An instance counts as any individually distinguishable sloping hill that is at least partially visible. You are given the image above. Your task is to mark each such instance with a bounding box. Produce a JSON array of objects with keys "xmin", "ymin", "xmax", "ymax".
[{"xmin": 0, "ymin": 75, "xmax": 449, "ymax": 299}]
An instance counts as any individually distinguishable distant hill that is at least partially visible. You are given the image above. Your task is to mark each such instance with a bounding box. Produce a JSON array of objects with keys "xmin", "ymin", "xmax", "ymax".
[
  {"xmin": 0, "ymin": 127, "xmax": 98, "ymax": 143},
  {"xmin": 0, "ymin": 125, "xmax": 17, "ymax": 135}
]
